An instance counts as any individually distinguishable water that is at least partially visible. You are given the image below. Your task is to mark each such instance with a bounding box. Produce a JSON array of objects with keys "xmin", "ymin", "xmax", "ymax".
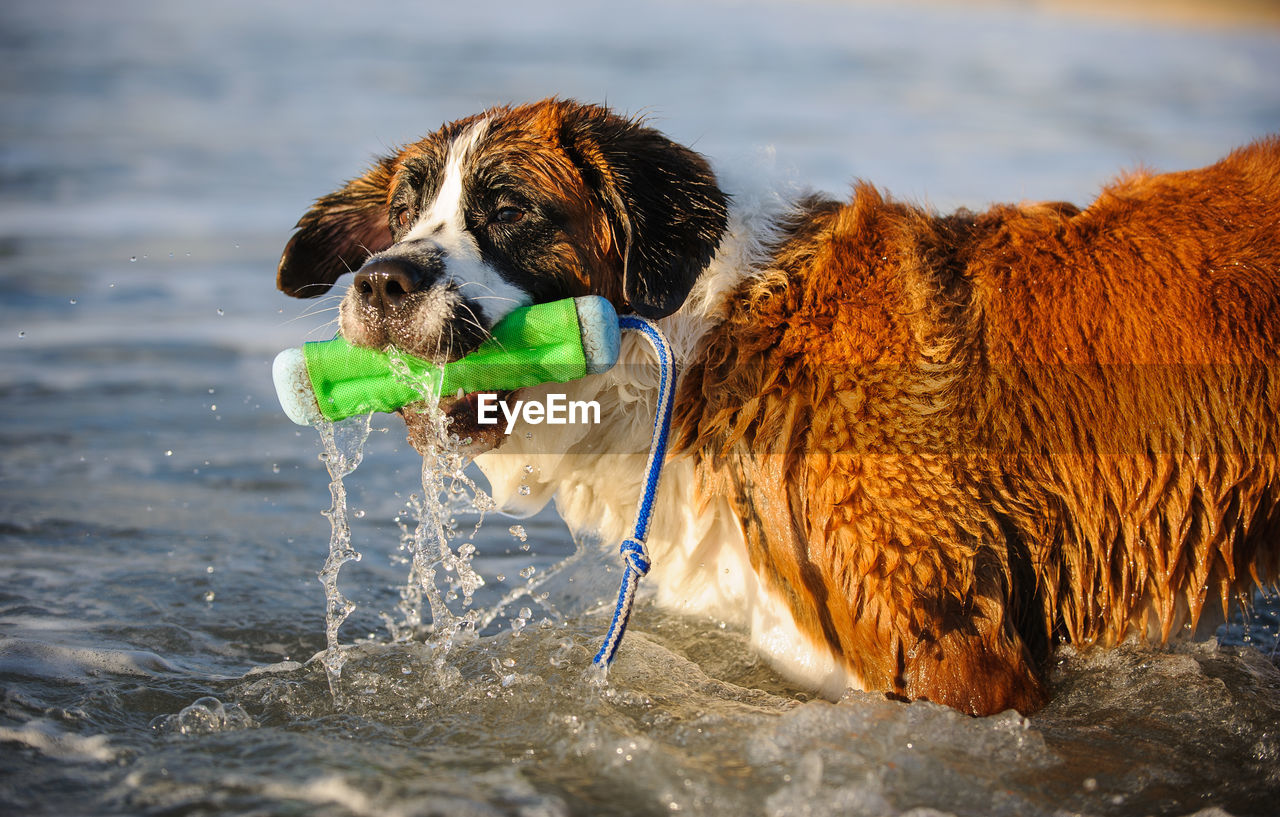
[
  {"xmin": 3, "ymin": 1, "xmax": 1280, "ymax": 814},
  {"xmin": 315, "ymin": 415, "xmax": 373, "ymax": 703}
]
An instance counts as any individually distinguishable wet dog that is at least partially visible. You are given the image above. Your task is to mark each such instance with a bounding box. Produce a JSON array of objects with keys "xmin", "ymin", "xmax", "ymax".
[{"xmin": 278, "ymin": 99, "xmax": 1280, "ymax": 715}]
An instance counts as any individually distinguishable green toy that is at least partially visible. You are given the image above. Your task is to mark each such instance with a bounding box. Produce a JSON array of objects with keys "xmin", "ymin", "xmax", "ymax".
[{"xmin": 273, "ymin": 296, "xmax": 621, "ymax": 425}]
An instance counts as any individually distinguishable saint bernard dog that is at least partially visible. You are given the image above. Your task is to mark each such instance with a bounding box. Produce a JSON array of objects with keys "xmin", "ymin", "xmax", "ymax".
[{"xmin": 278, "ymin": 98, "xmax": 1280, "ymax": 716}]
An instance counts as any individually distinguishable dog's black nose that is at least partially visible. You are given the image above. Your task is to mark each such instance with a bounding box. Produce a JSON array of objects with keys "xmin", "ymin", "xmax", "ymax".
[{"xmin": 354, "ymin": 257, "xmax": 426, "ymax": 314}]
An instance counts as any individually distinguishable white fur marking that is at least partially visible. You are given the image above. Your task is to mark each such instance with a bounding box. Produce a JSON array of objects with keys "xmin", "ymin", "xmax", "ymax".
[
  {"xmin": 406, "ymin": 119, "xmax": 489, "ymax": 256},
  {"xmin": 404, "ymin": 119, "xmax": 529, "ymax": 328}
]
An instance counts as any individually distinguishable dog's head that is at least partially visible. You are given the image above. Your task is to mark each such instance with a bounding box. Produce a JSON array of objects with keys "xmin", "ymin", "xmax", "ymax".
[
  {"xmin": 279, "ymin": 98, "xmax": 727, "ymax": 348},
  {"xmin": 278, "ymin": 100, "xmax": 727, "ymax": 451}
]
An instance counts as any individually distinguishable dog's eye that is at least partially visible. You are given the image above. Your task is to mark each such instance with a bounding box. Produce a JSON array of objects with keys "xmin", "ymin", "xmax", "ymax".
[
  {"xmin": 394, "ymin": 208, "xmax": 412, "ymax": 229},
  {"xmin": 492, "ymin": 206, "xmax": 525, "ymax": 225}
]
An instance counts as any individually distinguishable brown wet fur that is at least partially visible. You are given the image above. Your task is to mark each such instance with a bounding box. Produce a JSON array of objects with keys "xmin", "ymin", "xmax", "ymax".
[{"xmin": 674, "ymin": 138, "xmax": 1280, "ymax": 716}]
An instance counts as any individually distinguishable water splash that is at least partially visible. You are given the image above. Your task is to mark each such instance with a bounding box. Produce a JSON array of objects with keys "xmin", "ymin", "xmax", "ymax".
[
  {"xmin": 374, "ymin": 401, "xmax": 585, "ymax": 655},
  {"xmin": 315, "ymin": 413, "xmax": 373, "ymax": 705},
  {"xmin": 388, "ymin": 401, "xmax": 494, "ymax": 667},
  {"xmin": 150, "ymin": 697, "xmax": 255, "ymax": 736},
  {"xmin": 308, "ymin": 346, "xmax": 507, "ymax": 701},
  {"xmin": 378, "ymin": 351, "xmax": 501, "ymax": 665},
  {"xmin": 309, "ymin": 352, "xmax": 591, "ymax": 699}
]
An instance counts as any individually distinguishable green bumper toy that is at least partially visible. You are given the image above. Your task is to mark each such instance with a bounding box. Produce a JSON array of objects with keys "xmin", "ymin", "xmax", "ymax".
[{"xmin": 273, "ymin": 296, "xmax": 621, "ymax": 426}]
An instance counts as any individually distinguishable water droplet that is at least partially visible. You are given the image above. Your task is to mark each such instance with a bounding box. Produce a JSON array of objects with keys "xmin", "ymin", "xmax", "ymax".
[
  {"xmin": 508, "ymin": 524, "xmax": 527, "ymax": 542},
  {"xmin": 129, "ymin": 256, "xmax": 137, "ymax": 262},
  {"xmin": 216, "ymin": 308, "xmax": 225, "ymax": 316},
  {"xmin": 518, "ymin": 485, "xmax": 531, "ymax": 496},
  {"xmin": 353, "ymin": 509, "xmax": 366, "ymax": 519},
  {"xmin": 210, "ymin": 404, "xmax": 217, "ymax": 411},
  {"xmin": 152, "ymin": 696, "xmax": 257, "ymax": 736},
  {"xmin": 519, "ymin": 566, "xmax": 536, "ymax": 579},
  {"xmin": 17, "ymin": 331, "xmax": 25, "ymax": 339},
  {"xmin": 518, "ymin": 607, "xmax": 531, "ymax": 620},
  {"xmin": 271, "ymin": 463, "xmax": 280, "ymax": 474},
  {"xmin": 69, "ymin": 298, "xmax": 77, "ymax": 305},
  {"xmin": 203, "ymin": 591, "xmax": 216, "ymax": 602},
  {"xmin": 549, "ymin": 638, "xmax": 575, "ymax": 668},
  {"xmin": 522, "ymin": 464, "xmax": 535, "ymax": 475}
]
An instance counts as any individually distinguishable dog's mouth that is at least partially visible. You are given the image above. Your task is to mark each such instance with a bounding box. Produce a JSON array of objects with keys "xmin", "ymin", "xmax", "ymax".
[
  {"xmin": 398, "ymin": 389, "xmax": 513, "ymax": 457},
  {"xmin": 358, "ymin": 296, "xmax": 525, "ymax": 457}
]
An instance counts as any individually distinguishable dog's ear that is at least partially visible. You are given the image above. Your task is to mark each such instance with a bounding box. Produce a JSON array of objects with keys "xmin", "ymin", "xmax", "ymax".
[
  {"xmin": 277, "ymin": 156, "xmax": 397, "ymax": 298},
  {"xmin": 561, "ymin": 106, "xmax": 728, "ymax": 319}
]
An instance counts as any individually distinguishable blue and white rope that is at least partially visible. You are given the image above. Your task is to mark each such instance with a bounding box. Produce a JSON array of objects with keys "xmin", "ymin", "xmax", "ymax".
[{"xmin": 592, "ymin": 314, "xmax": 676, "ymax": 667}]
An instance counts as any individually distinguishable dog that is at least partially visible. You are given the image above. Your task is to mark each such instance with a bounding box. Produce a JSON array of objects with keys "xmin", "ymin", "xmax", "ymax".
[{"xmin": 277, "ymin": 98, "xmax": 1280, "ymax": 716}]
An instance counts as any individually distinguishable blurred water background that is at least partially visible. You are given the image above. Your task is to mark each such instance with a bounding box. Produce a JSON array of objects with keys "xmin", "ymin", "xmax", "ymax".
[{"xmin": 2, "ymin": 1, "xmax": 1280, "ymax": 815}]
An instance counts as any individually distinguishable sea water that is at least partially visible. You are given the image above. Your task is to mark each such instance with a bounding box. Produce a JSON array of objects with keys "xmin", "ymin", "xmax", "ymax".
[{"xmin": 3, "ymin": 0, "xmax": 1280, "ymax": 815}]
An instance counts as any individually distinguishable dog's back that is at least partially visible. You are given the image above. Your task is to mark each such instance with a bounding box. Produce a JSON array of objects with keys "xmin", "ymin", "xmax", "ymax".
[
  {"xmin": 976, "ymin": 138, "xmax": 1280, "ymax": 648},
  {"xmin": 676, "ymin": 137, "xmax": 1280, "ymax": 715}
]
